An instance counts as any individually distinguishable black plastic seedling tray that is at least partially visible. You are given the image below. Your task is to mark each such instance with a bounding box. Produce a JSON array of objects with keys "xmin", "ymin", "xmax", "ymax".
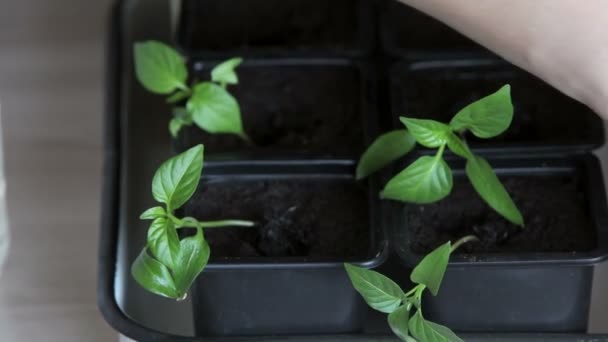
[
  {"xmin": 183, "ymin": 166, "xmax": 387, "ymax": 336},
  {"xmin": 176, "ymin": 0, "xmax": 374, "ymax": 58},
  {"xmin": 390, "ymin": 59, "xmax": 605, "ymax": 155},
  {"xmin": 391, "ymin": 155, "xmax": 608, "ymax": 332},
  {"xmin": 98, "ymin": 0, "xmax": 608, "ymax": 340},
  {"xmin": 175, "ymin": 58, "xmax": 378, "ymax": 161},
  {"xmin": 378, "ymin": 0, "xmax": 491, "ymax": 59}
]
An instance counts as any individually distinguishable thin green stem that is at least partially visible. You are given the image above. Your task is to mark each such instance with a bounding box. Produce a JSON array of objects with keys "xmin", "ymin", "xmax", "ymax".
[
  {"xmin": 403, "ymin": 285, "xmax": 421, "ymax": 298},
  {"xmin": 176, "ymin": 82, "xmax": 191, "ymax": 92},
  {"xmin": 435, "ymin": 143, "xmax": 446, "ymax": 160},
  {"xmin": 239, "ymin": 132, "xmax": 253, "ymax": 145},
  {"xmin": 175, "ymin": 216, "xmax": 255, "ymax": 229},
  {"xmin": 414, "ymin": 284, "xmax": 426, "ymax": 299},
  {"xmin": 451, "ymin": 235, "xmax": 479, "ymax": 252},
  {"xmin": 198, "ymin": 220, "xmax": 255, "ymax": 228}
]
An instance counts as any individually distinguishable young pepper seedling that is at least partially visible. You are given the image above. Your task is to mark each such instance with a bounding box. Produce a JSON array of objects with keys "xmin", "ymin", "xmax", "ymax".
[
  {"xmin": 133, "ymin": 40, "xmax": 250, "ymax": 141},
  {"xmin": 131, "ymin": 144, "xmax": 254, "ymax": 299},
  {"xmin": 357, "ymin": 85, "xmax": 524, "ymax": 226},
  {"xmin": 345, "ymin": 235, "xmax": 478, "ymax": 342}
]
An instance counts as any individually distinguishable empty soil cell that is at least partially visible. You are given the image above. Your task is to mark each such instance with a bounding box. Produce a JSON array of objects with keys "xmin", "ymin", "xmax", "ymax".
[
  {"xmin": 183, "ymin": 178, "xmax": 370, "ymax": 259},
  {"xmin": 407, "ymin": 173, "xmax": 596, "ymax": 255},
  {"xmin": 179, "ymin": 63, "xmax": 366, "ymax": 155},
  {"xmin": 392, "ymin": 65, "xmax": 601, "ymax": 146},
  {"xmin": 381, "ymin": 0, "xmax": 483, "ymax": 53},
  {"xmin": 178, "ymin": 0, "xmax": 363, "ymax": 52}
]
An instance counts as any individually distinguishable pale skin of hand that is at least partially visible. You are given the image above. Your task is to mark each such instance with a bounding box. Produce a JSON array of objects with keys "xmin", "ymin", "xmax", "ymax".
[{"xmin": 399, "ymin": 0, "xmax": 608, "ymax": 120}]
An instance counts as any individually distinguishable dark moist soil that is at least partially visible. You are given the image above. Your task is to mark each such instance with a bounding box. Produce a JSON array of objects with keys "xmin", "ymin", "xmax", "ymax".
[
  {"xmin": 408, "ymin": 174, "xmax": 597, "ymax": 255},
  {"xmin": 178, "ymin": 64, "xmax": 364, "ymax": 155},
  {"xmin": 183, "ymin": 179, "xmax": 370, "ymax": 259},
  {"xmin": 395, "ymin": 67, "xmax": 599, "ymax": 145},
  {"xmin": 382, "ymin": 0, "xmax": 483, "ymax": 51},
  {"xmin": 179, "ymin": 0, "xmax": 360, "ymax": 51}
]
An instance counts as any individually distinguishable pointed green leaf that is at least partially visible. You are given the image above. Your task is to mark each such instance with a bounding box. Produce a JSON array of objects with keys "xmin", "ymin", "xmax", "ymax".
[
  {"xmin": 410, "ymin": 241, "xmax": 451, "ymax": 296},
  {"xmin": 169, "ymin": 118, "xmax": 184, "ymax": 138},
  {"xmin": 187, "ymin": 82, "xmax": 245, "ymax": 137},
  {"xmin": 466, "ymin": 155, "xmax": 524, "ymax": 226},
  {"xmin": 356, "ymin": 130, "xmax": 416, "ymax": 180},
  {"xmin": 140, "ymin": 206, "xmax": 166, "ymax": 220},
  {"xmin": 147, "ymin": 217, "xmax": 180, "ymax": 269},
  {"xmin": 344, "ymin": 263, "xmax": 405, "ymax": 313},
  {"xmin": 152, "ymin": 144, "xmax": 204, "ymax": 210},
  {"xmin": 173, "ymin": 228, "xmax": 210, "ymax": 297},
  {"xmin": 133, "ymin": 41, "xmax": 188, "ymax": 94},
  {"xmin": 388, "ymin": 305, "xmax": 411, "ymax": 341},
  {"xmin": 381, "ymin": 155, "xmax": 453, "ymax": 204},
  {"xmin": 211, "ymin": 57, "xmax": 243, "ymax": 85},
  {"xmin": 400, "ymin": 117, "xmax": 450, "ymax": 148},
  {"xmin": 169, "ymin": 108, "xmax": 193, "ymax": 138},
  {"xmin": 131, "ymin": 248, "xmax": 178, "ymax": 299},
  {"xmin": 409, "ymin": 311, "xmax": 463, "ymax": 342},
  {"xmin": 445, "ymin": 132, "xmax": 473, "ymax": 160},
  {"xmin": 450, "ymin": 85, "xmax": 513, "ymax": 138}
]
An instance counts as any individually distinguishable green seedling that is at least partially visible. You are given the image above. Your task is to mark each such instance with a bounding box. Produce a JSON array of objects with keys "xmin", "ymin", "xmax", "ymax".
[
  {"xmin": 345, "ymin": 235, "xmax": 478, "ymax": 342},
  {"xmin": 131, "ymin": 144, "xmax": 254, "ymax": 299},
  {"xmin": 133, "ymin": 40, "xmax": 249, "ymax": 140},
  {"xmin": 357, "ymin": 85, "xmax": 524, "ymax": 226}
]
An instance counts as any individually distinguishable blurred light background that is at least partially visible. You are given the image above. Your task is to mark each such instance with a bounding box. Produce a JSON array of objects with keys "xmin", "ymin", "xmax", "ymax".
[{"xmin": 0, "ymin": 0, "xmax": 116, "ymax": 340}]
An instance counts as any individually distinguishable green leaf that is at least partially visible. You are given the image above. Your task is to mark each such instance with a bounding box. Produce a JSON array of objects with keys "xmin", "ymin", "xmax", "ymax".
[
  {"xmin": 152, "ymin": 144, "xmax": 204, "ymax": 211},
  {"xmin": 140, "ymin": 206, "xmax": 166, "ymax": 220},
  {"xmin": 211, "ymin": 57, "xmax": 243, "ymax": 85},
  {"xmin": 166, "ymin": 89, "xmax": 191, "ymax": 104},
  {"xmin": 400, "ymin": 117, "xmax": 450, "ymax": 148},
  {"xmin": 147, "ymin": 217, "xmax": 180, "ymax": 269},
  {"xmin": 133, "ymin": 41, "xmax": 188, "ymax": 94},
  {"xmin": 445, "ymin": 132, "xmax": 473, "ymax": 160},
  {"xmin": 449, "ymin": 84, "xmax": 513, "ymax": 138},
  {"xmin": 388, "ymin": 305, "xmax": 411, "ymax": 341},
  {"xmin": 466, "ymin": 155, "xmax": 524, "ymax": 226},
  {"xmin": 187, "ymin": 82, "xmax": 245, "ymax": 137},
  {"xmin": 131, "ymin": 248, "xmax": 178, "ymax": 299},
  {"xmin": 169, "ymin": 118, "xmax": 184, "ymax": 138},
  {"xmin": 410, "ymin": 241, "xmax": 451, "ymax": 296},
  {"xmin": 344, "ymin": 263, "xmax": 405, "ymax": 313},
  {"xmin": 409, "ymin": 311, "xmax": 463, "ymax": 342},
  {"xmin": 356, "ymin": 130, "xmax": 416, "ymax": 180},
  {"xmin": 169, "ymin": 108, "xmax": 193, "ymax": 138},
  {"xmin": 173, "ymin": 228, "xmax": 210, "ymax": 296},
  {"xmin": 381, "ymin": 155, "xmax": 453, "ymax": 204}
]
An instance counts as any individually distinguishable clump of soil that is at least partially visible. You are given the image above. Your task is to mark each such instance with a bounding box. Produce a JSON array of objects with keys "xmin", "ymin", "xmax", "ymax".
[
  {"xmin": 178, "ymin": 65, "xmax": 364, "ymax": 156},
  {"xmin": 407, "ymin": 174, "xmax": 596, "ymax": 255},
  {"xmin": 183, "ymin": 179, "xmax": 370, "ymax": 259},
  {"xmin": 179, "ymin": 0, "xmax": 360, "ymax": 51},
  {"xmin": 394, "ymin": 67, "xmax": 600, "ymax": 145}
]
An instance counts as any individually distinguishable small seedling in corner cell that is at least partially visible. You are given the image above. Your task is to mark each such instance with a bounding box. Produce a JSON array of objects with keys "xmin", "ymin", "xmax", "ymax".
[
  {"xmin": 345, "ymin": 235, "xmax": 478, "ymax": 342},
  {"xmin": 133, "ymin": 40, "xmax": 249, "ymax": 141},
  {"xmin": 357, "ymin": 84, "xmax": 524, "ymax": 226},
  {"xmin": 131, "ymin": 144, "xmax": 254, "ymax": 300}
]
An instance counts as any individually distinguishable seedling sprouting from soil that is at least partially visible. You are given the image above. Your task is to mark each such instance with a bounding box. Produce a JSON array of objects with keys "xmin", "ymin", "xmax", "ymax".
[
  {"xmin": 357, "ymin": 85, "xmax": 523, "ymax": 226},
  {"xmin": 131, "ymin": 144, "xmax": 254, "ymax": 299},
  {"xmin": 345, "ymin": 235, "xmax": 478, "ymax": 342},
  {"xmin": 134, "ymin": 40, "xmax": 249, "ymax": 140}
]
